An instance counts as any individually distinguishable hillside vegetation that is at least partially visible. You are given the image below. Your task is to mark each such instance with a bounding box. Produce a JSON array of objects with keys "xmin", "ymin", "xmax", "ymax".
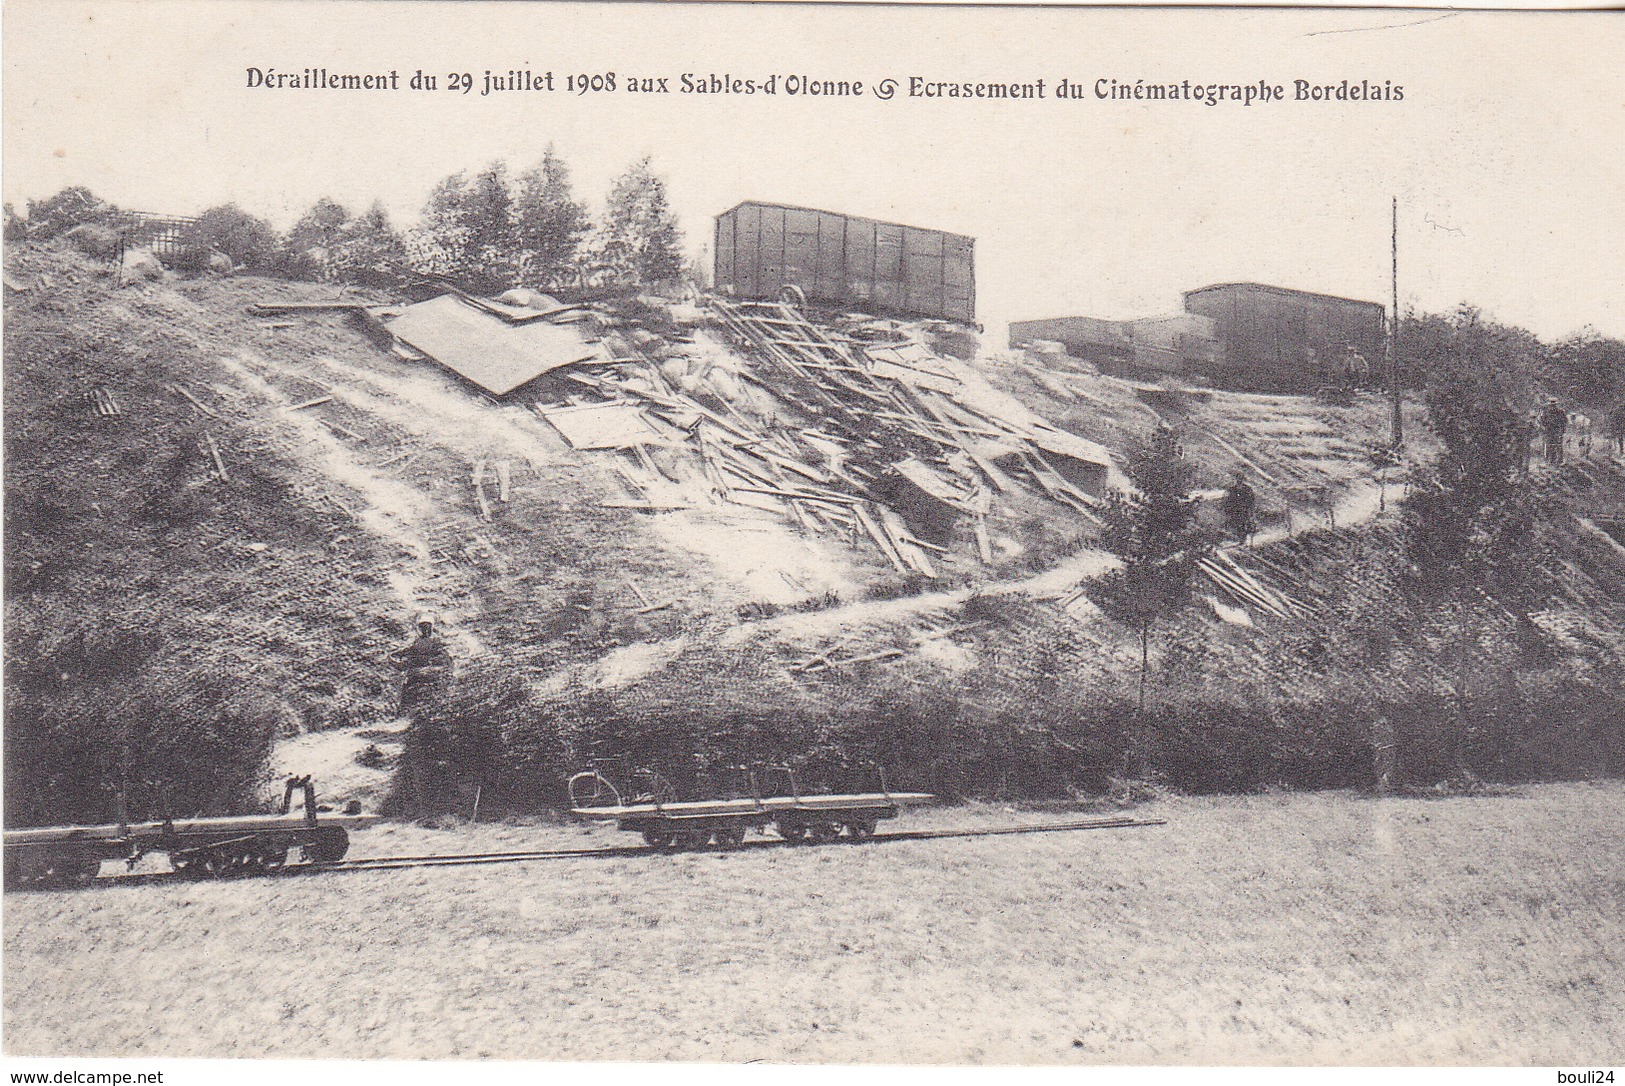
[{"xmin": 5, "ymin": 239, "xmax": 1624, "ymax": 827}]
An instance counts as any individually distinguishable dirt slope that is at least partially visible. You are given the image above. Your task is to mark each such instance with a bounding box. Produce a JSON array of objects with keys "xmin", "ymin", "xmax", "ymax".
[{"xmin": 8, "ymin": 241, "xmax": 1621, "ymax": 820}]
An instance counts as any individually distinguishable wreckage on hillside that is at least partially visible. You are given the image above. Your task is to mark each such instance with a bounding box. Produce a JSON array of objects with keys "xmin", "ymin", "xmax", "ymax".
[{"xmin": 252, "ymin": 286, "xmax": 1112, "ymax": 578}]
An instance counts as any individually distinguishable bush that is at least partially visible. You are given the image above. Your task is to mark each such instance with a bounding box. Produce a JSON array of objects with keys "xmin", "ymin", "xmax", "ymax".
[
  {"xmin": 63, "ymin": 222, "xmax": 122, "ymax": 258},
  {"xmin": 180, "ymin": 204, "xmax": 281, "ymax": 273},
  {"xmin": 4, "ymin": 622, "xmax": 276, "ymax": 826},
  {"xmin": 24, "ymin": 186, "xmax": 119, "ymax": 240},
  {"xmin": 390, "ymin": 662, "xmax": 567, "ymax": 818}
]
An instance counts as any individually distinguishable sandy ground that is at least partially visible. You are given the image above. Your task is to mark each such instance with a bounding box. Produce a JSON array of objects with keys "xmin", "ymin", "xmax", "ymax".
[{"xmin": 5, "ymin": 782, "xmax": 1621, "ymax": 1064}]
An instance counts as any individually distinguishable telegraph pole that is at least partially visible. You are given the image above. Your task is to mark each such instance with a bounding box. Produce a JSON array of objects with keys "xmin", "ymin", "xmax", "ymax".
[{"xmin": 1389, "ymin": 196, "xmax": 1403, "ymax": 447}]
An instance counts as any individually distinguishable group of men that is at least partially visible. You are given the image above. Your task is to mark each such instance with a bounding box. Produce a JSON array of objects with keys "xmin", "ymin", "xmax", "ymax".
[{"xmin": 1536, "ymin": 398, "xmax": 1625, "ymax": 466}]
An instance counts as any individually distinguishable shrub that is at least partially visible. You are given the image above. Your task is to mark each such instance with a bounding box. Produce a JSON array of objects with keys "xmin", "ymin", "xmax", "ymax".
[
  {"xmin": 180, "ymin": 204, "xmax": 281, "ymax": 273},
  {"xmin": 24, "ymin": 186, "xmax": 119, "ymax": 240},
  {"xmin": 4, "ymin": 622, "xmax": 276, "ymax": 825}
]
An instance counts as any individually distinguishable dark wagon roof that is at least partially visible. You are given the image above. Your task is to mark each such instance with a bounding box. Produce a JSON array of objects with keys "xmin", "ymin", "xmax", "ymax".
[
  {"xmin": 717, "ymin": 200, "xmax": 974, "ymax": 244},
  {"xmin": 1183, "ymin": 282, "xmax": 1384, "ymax": 310}
]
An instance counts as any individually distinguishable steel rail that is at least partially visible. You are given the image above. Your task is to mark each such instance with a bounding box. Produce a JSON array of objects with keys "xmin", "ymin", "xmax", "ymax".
[{"xmin": 12, "ymin": 816, "xmax": 1166, "ymax": 890}]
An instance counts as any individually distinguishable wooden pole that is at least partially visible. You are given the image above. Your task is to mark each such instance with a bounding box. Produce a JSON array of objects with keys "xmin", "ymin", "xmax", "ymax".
[{"xmin": 1390, "ymin": 196, "xmax": 1403, "ymax": 447}]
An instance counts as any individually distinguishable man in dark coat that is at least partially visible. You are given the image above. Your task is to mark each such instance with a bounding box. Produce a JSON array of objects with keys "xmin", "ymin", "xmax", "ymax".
[
  {"xmin": 1221, "ymin": 470, "xmax": 1257, "ymax": 543},
  {"xmin": 1541, "ymin": 399, "xmax": 1568, "ymax": 465},
  {"xmin": 393, "ymin": 612, "xmax": 452, "ymax": 717}
]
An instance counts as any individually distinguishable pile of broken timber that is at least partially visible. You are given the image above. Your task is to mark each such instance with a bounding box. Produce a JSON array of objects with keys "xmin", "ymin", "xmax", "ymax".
[
  {"xmin": 532, "ymin": 301, "xmax": 1106, "ymax": 577},
  {"xmin": 710, "ymin": 300, "xmax": 1100, "ymax": 517},
  {"xmin": 549, "ymin": 360, "xmax": 947, "ymax": 579},
  {"xmin": 1197, "ymin": 548, "xmax": 1307, "ymax": 620}
]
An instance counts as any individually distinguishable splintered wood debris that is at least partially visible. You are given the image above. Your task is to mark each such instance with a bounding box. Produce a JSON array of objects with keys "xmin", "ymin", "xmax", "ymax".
[
  {"xmin": 83, "ymin": 388, "xmax": 123, "ymax": 417},
  {"xmin": 522, "ymin": 298, "xmax": 1119, "ymax": 579}
]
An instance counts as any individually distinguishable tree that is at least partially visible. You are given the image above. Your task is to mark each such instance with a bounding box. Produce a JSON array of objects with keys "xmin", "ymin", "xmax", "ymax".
[
  {"xmin": 596, "ymin": 156, "xmax": 684, "ymax": 287},
  {"xmin": 1551, "ymin": 329, "xmax": 1625, "ymax": 411},
  {"xmin": 24, "ymin": 186, "xmax": 119, "ymax": 239},
  {"xmin": 1401, "ymin": 368, "xmax": 1547, "ymax": 777},
  {"xmin": 283, "ymin": 196, "xmax": 352, "ymax": 280},
  {"xmin": 331, "ymin": 201, "xmax": 407, "ymax": 287},
  {"xmin": 181, "ymin": 204, "xmax": 280, "ymax": 272},
  {"xmin": 410, "ymin": 170, "xmax": 473, "ymax": 279},
  {"xmin": 410, "ymin": 162, "xmax": 521, "ymax": 291},
  {"xmin": 1087, "ymin": 426, "xmax": 1210, "ymax": 775},
  {"xmin": 4, "ymin": 202, "xmax": 29, "ymax": 242},
  {"xmin": 460, "ymin": 161, "xmax": 518, "ymax": 291},
  {"xmin": 512, "ymin": 145, "xmax": 591, "ymax": 287}
]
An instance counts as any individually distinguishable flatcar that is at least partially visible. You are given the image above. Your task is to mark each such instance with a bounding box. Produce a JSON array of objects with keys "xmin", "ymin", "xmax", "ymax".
[
  {"xmin": 568, "ymin": 764, "xmax": 933, "ymax": 849},
  {"xmin": 3, "ymin": 775, "xmax": 376, "ymax": 889}
]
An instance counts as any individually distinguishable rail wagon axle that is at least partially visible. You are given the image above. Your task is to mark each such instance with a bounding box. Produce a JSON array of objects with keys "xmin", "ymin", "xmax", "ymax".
[
  {"xmin": 567, "ymin": 764, "xmax": 934, "ymax": 850},
  {"xmin": 3, "ymin": 776, "xmax": 377, "ymax": 890}
]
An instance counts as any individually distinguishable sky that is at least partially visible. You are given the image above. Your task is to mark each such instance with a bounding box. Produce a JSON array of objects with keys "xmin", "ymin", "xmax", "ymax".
[{"xmin": 5, "ymin": 1, "xmax": 1623, "ymax": 340}]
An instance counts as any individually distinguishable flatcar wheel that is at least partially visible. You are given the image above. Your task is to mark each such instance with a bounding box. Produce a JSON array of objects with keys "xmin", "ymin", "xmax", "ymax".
[
  {"xmin": 304, "ymin": 827, "xmax": 350, "ymax": 864},
  {"xmin": 260, "ymin": 846, "xmax": 290, "ymax": 872},
  {"xmin": 641, "ymin": 829, "xmax": 674, "ymax": 849},
  {"xmin": 676, "ymin": 830, "xmax": 711, "ymax": 851},
  {"xmin": 777, "ymin": 821, "xmax": 808, "ymax": 845},
  {"xmin": 713, "ymin": 824, "xmax": 745, "ymax": 850},
  {"xmin": 844, "ymin": 818, "xmax": 877, "ymax": 840},
  {"xmin": 809, "ymin": 822, "xmax": 841, "ymax": 844}
]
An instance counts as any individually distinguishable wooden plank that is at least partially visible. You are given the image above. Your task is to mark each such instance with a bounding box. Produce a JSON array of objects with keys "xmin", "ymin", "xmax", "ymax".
[
  {"xmin": 1199, "ymin": 426, "xmax": 1281, "ymax": 486},
  {"xmin": 496, "ymin": 460, "xmax": 512, "ymax": 502},
  {"xmin": 853, "ymin": 503, "xmax": 909, "ymax": 572},
  {"xmin": 911, "ymin": 392, "xmax": 1018, "ymax": 493},
  {"xmin": 879, "ymin": 506, "xmax": 937, "ymax": 578},
  {"xmin": 320, "ymin": 419, "xmax": 367, "ymax": 443},
  {"xmin": 974, "ymin": 515, "xmax": 994, "ymax": 564},
  {"xmin": 287, "ymin": 395, "xmax": 334, "ymax": 412},
  {"xmin": 729, "ymin": 485, "xmax": 861, "ymax": 505},
  {"xmin": 202, "ymin": 430, "xmax": 228, "ymax": 481},
  {"xmin": 171, "ymin": 384, "xmax": 220, "ymax": 419}
]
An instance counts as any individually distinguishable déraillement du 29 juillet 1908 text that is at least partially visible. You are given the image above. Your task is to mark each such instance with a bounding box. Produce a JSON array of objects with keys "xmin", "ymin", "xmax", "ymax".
[{"xmin": 243, "ymin": 68, "xmax": 1406, "ymax": 105}]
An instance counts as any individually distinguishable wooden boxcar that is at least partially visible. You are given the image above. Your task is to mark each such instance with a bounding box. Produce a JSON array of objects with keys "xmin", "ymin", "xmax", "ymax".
[
  {"xmin": 1182, "ymin": 282, "xmax": 1386, "ymax": 391},
  {"xmin": 714, "ymin": 201, "xmax": 975, "ymax": 324}
]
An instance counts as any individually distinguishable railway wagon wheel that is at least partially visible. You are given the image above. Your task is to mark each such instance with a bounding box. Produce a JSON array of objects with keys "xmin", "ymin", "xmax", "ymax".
[
  {"xmin": 712, "ymin": 823, "xmax": 746, "ymax": 850},
  {"xmin": 843, "ymin": 817, "xmax": 878, "ymax": 840},
  {"xmin": 776, "ymin": 820, "xmax": 809, "ymax": 845},
  {"xmin": 640, "ymin": 828, "xmax": 674, "ymax": 849},
  {"xmin": 303, "ymin": 827, "xmax": 350, "ymax": 864},
  {"xmin": 809, "ymin": 821, "xmax": 841, "ymax": 844},
  {"xmin": 10, "ymin": 848, "xmax": 101, "ymax": 889}
]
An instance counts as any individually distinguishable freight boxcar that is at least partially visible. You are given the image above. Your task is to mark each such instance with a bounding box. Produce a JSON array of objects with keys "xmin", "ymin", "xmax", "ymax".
[
  {"xmin": 1182, "ymin": 282, "xmax": 1386, "ymax": 391},
  {"xmin": 714, "ymin": 201, "xmax": 975, "ymax": 324}
]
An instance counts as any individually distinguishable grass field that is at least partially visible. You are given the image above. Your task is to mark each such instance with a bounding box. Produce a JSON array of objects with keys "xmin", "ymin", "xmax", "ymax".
[{"xmin": 4, "ymin": 782, "xmax": 1622, "ymax": 1064}]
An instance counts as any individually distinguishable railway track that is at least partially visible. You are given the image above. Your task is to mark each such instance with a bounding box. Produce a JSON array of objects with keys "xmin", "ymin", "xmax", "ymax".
[{"xmin": 36, "ymin": 815, "xmax": 1167, "ymax": 888}]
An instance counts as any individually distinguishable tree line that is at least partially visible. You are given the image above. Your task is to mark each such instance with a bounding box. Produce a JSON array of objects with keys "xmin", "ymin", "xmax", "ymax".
[{"xmin": 4, "ymin": 147, "xmax": 688, "ymax": 294}]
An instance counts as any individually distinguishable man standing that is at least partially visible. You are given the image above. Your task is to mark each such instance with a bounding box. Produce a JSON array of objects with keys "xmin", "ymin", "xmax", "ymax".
[
  {"xmin": 392, "ymin": 612, "xmax": 452, "ymax": 718},
  {"xmin": 1541, "ymin": 398, "xmax": 1568, "ymax": 465},
  {"xmin": 1221, "ymin": 470, "xmax": 1257, "ymax": 543}
]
